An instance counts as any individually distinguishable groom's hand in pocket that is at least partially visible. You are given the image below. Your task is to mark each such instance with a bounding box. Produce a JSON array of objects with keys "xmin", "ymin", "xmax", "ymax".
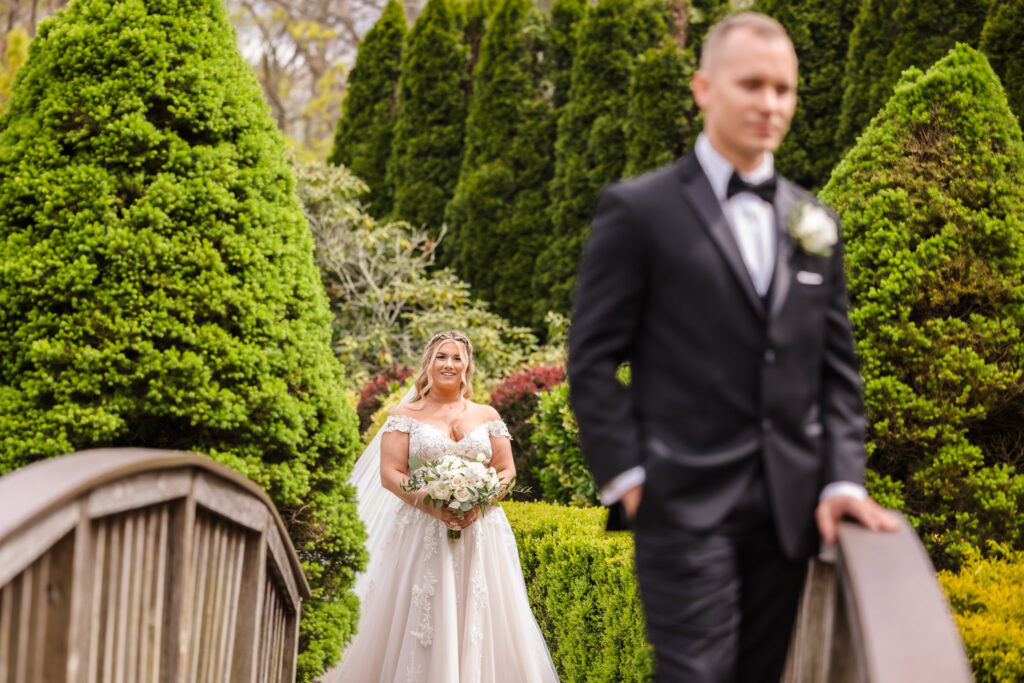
[{"xmin": 622, "ymin": 484, "xmax": 644, "ymax": 521}]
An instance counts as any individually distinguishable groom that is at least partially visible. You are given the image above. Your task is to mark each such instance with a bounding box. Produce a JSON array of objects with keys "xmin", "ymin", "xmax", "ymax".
[{"xmin": 567, "ymin": 12, "xmax": 897, "ymax": 683}]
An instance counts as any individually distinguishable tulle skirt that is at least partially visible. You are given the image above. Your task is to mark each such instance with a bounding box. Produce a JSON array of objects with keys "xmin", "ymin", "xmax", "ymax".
[{"xmin": 324, "ymin": 503, "xmax": 559, "ymax": 683}]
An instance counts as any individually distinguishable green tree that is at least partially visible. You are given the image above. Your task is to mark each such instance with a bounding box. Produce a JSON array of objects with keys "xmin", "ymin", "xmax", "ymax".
[
  {"xmin": 547, "ymin": 0, "xmax": 585, "ymax": 110},
  {"xmin": 445, "ymin": 0, "xmax": 554, "ymax": 327},
  {"xmin": 623, "ymin": 39, "xmax": 697, "ymax": 177},
  {"xmin": 758, "ymin": 0, "xmax": 860, "ymax": 189},
  {"xmin": 685, "ymin": 0, "xmax": 729, "ymax": 57},
  {"xmin": 328, "ymin": 0, "xmax": 405, "ymax": 217},
  {"xmin": 821, "ymin": 44, "xmax": 1024, "ymax": 567},
  {"xmin": 980, "ymin": 0, "xmax": 1024, "ymax": 124},
  {"xmin": 0, "ymin": 1, "xmax": 364, "ymax": 678},
  {"xmin": 533, "ymin": 0, "xmax": 667, "ymax": 319},
  {"xmin": 837, "ymin": 0, "xmax": 989, "ymax": 153},
  {"xmin": 387, "ymin": 0, "xmax": 467, "ymax": 235}
]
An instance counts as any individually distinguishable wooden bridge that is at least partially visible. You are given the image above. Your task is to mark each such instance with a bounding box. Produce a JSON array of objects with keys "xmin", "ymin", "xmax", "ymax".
[
  {"xmin": 0, "ymin": 449, "xmax": 309, "ymax": 683},
  {"xmin": 1, "ymin": 449, "xmax": 973, "ymax": 682}
]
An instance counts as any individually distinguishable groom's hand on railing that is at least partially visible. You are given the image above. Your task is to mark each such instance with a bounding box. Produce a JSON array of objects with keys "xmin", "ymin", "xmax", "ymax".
[{"xmin": 815, "ymin": 494, "xmax": 900, "ymax": 545}]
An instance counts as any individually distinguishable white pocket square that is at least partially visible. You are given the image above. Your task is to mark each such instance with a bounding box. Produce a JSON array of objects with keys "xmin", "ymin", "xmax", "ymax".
[{"xmin": 796, "ymin": 271, "xmax": 824, "ymax": 285}]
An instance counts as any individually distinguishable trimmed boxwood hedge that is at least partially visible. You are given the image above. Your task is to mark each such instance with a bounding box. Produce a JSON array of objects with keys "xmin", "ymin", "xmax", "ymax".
[{"xmin": 503, "ymin": 501, "xmax": 652, "ymax": 682}]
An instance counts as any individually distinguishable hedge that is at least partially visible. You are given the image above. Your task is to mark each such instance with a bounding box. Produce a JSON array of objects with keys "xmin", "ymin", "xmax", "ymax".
[
  {"xmin": 0, "ymin": 1, "xmax": 364, "ymax": 678},
  {"xmin": 503, "ymin": 501, "xmax": 653, "ymax": 682}
]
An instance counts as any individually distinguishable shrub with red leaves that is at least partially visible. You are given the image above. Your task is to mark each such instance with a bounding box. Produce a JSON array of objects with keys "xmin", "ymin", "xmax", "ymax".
[
  {"xmin": 357, "ymin": 365, "xmax": 414, "ymax": 432},
  {"xmin": 490, "ymin": 365, "xmax": 566, "ymax": 500}
]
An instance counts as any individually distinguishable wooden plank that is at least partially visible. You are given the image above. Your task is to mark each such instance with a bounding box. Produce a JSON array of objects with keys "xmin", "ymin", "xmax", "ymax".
[
  {"xmin": 0, "ymin": 581, "xmax": 12, "ymax": 680},
  {"xmin": 87, "ymin": 520, "xmax": 108, "ymax": 683},
  {"xmin": 837, "ymin": 516, "xmax": 973, "ymax": 683},
  {"xmin": 113, "ymin": 515, "xmax": 134, "ymax": 683},
  {"xmin": 263, "ymin": 526, "xmax": 299, "ymax": 611},
  {"xmin": 16, "ymin": 563, "xmax": 33, "ymax": 683},
  {"xmin": 235, "ymin": 531, "xmax": 267, "ymax": 683},
  {"xmin": 0, "ymin": 501, "xmax": 79, "ymax": 588},
  {"xmin": 43, "ymin": 533, "xmax": 75, "ymax": 683},
  {"xmin": 66, "ymin": 507, "xmax": 95, "ymax": 683},
  {"xmin": 125, "ymin": 512, "xmax": 145, "ymax": 683},
  {"xmin": 137, "ymin": 510, "xmax": 156, "ymax": 683},
  {"xmin": 101, "ymin": 518, "xmax": 121, "ymax": 683},
  {"xmin": 221, "ymin": 530, "xmax": 245, "ymax": 682},
  {"xmin": 783, "ymin": 558, "xmax": 838, "ymax": 683},
  {"xmin": 166, "ymin": 492, "xmax": 197, "ymax": 683},
  {"xmin": 29, "ymin": 551, "xmax": 50, "ymax": 683},
  {"xmin": 193, "ymin": 474, "xmax": 267, "ymax": 533},
  {"xmin": 150, "ymin": 505, "xmax": 169, "ymax": 683},
  {"xmin": 86, "ymin": 471, "xmax": 191, "ymax": 521}
]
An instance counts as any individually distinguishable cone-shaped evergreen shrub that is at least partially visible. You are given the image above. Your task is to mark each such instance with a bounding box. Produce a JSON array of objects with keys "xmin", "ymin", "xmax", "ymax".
[
  {"xmin": 980, "ymin": 0, "xmax": 1024, "ymax": 124},
  {"xmin": 328, "ymin": 0, "xmax": 405, "ymax": 218},
  {"xmin": 547, "ymin": 0, "xmax": 585, "ymax": 111},
  {"xmin": 387, "ymin": 0, "xmax": 467, "ymax": 235},
  {"xmin": 623, "ymin": 39, "xmax": 696, "ymax": 178},
  {"xmin": 534, "ymin": 0, "xmax": 667, "ymax": 319},
  {"xmin": 685, "ymin": 0, "xmax": 730, "ymax": 58},
  {"xmin": 821, "ymin": 44, "xmax": 1024, "ymax": 567},
  {"xmin": 445, "ymin": 0, "xmax": 555, "ymax": 328},
  {"xmin": 758, "ymin": 0, "xmax": 859, "ymax": 189},
  {"xmin": 0, "ymin": 0, "xmax": 364, "ymax": 677}
]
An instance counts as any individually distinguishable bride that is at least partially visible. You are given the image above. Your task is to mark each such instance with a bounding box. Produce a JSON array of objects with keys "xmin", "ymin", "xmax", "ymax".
[{"xmin": 326, "ymin": 331, "xmax": 560, "ymax": 682}]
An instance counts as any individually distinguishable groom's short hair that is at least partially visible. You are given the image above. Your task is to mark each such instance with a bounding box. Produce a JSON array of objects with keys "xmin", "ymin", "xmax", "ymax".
[{"xmin": 699, "ymin": 12, "xmax": 793, "ymax": 71}]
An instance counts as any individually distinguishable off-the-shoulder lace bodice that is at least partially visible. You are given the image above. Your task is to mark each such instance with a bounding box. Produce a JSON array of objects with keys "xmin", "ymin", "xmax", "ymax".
[{"xmin": 383, "ymin": 415, "xmax": 511, "ymax": 464}]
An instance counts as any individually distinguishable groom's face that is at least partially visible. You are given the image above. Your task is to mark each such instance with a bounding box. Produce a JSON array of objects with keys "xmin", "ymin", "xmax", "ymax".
[{"xmin": 692, "ymin": 26, "xmax": 798, "ymax": 171}]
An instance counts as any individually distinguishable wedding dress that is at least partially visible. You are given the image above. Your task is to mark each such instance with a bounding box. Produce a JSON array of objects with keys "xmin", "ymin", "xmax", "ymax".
[{"xmin": 324, "ymin": 412, "xmax": 560, "ymax": 683}]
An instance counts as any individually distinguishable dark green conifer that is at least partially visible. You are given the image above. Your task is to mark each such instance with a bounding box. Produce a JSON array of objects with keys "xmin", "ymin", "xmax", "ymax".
[
  {"xmin": 328, "ymin": 0, "xmax": 405, "ymax": 217},
  {"xmin": 821, "ymin": 44, "xmax": 1024, "ymax": 566},
  {"xmin": 686, "ymin": 0, "xmax": 730, "ymax": 57},
  {"xmin": 533, "ymin": 0, "xmax": 667, "ymax": 319},
  {"xmin": 623, "ymin": 40, "xmax": 697, "ymax": 178},
  {"xmin": 387, "ymin": 0, "xmax": 467, "ymax": 235},
  {"xmin": 758, "ymin": 0, "xmax": 860, "ymax": 189},
  {"xmin": 837, "ymin": 0, "xmax": 988, "ymax": 152},
  {"xmin": 548, "ymin": 0, "xmax": 586, "ymax": 110},
  {"xmin": 445, "ymin": 0, "xmax": 554, "ymax": 327},
  {"xmin": 980, "ymin": 0, "xmax": 1024, "ymax": 124},
  {"xmin": 0, "ymin": 0, "xmax": 365, "ymax": 678}
]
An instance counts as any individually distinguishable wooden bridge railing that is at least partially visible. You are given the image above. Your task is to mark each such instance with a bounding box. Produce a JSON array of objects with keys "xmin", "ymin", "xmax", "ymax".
[
  {"xmin": 784, "ymin": 513, "xmax": 973, "ymax": 682},
  {"xmin": 0, "ymin": 448, "xmax": 311, "ymax": 683}
]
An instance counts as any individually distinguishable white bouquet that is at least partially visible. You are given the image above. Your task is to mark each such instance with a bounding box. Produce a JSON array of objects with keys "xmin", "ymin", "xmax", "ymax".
[{"xmin": 401, "ymin": 452, "xmax": 520, "ymax": 540}]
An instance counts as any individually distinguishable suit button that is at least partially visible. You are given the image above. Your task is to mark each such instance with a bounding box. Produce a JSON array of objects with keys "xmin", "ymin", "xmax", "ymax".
[
  {"xmin": 762, "ymin": 419, "xmax": 772, "ymax": 432},
  {"xmin": 764, "ymin": 349, "xmax": 776, "ymax": 364}
]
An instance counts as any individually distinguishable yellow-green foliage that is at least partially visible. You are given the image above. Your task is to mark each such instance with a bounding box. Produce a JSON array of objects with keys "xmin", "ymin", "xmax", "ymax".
[
  {"xmin": 503, "ymin": 501, "xmax": 653, "ymax": 682},
  {"xmin": 940, "ymin": 549, "xmax": 1024, "ymax": 682}
]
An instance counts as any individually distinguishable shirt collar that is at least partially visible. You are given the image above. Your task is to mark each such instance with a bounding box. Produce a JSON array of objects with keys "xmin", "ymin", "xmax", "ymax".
[{"xmin": 694, "ymin": 133, "xmax": 775, "ymax": 203}]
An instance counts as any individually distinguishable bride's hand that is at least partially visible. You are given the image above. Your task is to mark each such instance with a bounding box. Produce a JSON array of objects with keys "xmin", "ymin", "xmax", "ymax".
[{"xmin": 434, "ymin": 505, "xmax": 481, "ymax": 530}]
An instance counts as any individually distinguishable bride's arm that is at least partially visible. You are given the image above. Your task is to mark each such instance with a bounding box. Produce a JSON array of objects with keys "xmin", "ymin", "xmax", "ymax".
[{"xmin": 380, "ymin": 430, "xmax": 461, "ymax": 523}]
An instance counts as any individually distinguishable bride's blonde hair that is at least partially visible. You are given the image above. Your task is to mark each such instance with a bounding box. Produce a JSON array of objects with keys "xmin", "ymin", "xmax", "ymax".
[{"xmin": 410, "ymin": 331, "xmax": 475, "ymax": 403}]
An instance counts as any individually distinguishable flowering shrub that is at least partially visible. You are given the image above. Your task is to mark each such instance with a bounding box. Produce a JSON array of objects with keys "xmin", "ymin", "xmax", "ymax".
[
  {"xmin": 490, "ymin": 365, "xmax": 566, "ymax": 500},
  {"xmin": 357, "ymin": 365, "xmax": 413, "ymax": 432}
]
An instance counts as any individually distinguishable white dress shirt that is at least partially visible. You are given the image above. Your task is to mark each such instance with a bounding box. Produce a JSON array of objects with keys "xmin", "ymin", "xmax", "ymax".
[{"xmin": 599, "ymin": 134, "xmax": 866, "ymax": 507}]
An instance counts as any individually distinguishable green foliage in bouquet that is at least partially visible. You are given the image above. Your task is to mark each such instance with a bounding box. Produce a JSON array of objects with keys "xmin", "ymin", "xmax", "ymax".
[
  {"xmin": 445, "ymin": 0, "xmax": 556, "ymax": 328},
  {"xmin": 0, "ymin": 0, "xmax": 365, "ymax": 678},
  {"xmin": 387, "ymin": 0, "xmax": 467, "ymax": 236},
  {"xmin": 623, "ymin": 39, "xmax": 697, "ymax": 178},
  {"xmin": 530, "ymin": 382, "xmax": 597, "ymax": 506},
  {"xmin": 940, "ymin": 547, "xmax": 1024, "ymax": 682},
  {"xmin": 837, "ymin": 0, "xmax": 988, "ymax": 153},
  {"xmin": 757, "ymin": 0, "xmax": 859, "ymax": 189},
  {"xmin": 503, "ymin": 501, "xmax": 653, "ymax": 682},
  {"xmin": 980, "ymin": 0, "xmax": 1024, "ymax": 125},
  {"xmin": 821, "ymin": 44, "xmax": 1024, "ymax": 567},
  {"xmin": 534, "ymin": 0, "xmax": 667, "ymax": 319},
  {"xmin": 328, "ymin": 0, "xmax": 405, "ymax": 218}
]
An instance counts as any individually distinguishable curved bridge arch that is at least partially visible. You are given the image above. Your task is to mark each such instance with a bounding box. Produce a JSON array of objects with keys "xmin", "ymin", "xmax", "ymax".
[{"xmin": 0, "ymin": 448, "xmax": 310, "ymax": 683}]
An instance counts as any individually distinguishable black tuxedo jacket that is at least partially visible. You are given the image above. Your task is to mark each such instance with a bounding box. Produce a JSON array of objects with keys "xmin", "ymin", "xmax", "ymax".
[{"xmin": 567, "ymin": 152, "xmax": 866, "ymax": 559}]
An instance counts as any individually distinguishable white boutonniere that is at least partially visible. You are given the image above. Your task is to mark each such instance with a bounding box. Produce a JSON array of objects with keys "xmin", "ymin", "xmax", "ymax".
[{"xmin": 788, "ymin": 202, "xmax": 838, "ymax": 257}]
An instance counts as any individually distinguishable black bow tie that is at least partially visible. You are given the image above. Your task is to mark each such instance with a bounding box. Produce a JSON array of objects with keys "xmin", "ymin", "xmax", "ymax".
[{"xmin": 726, "ymin": 171, "xmax": 777, "ymax": 203}]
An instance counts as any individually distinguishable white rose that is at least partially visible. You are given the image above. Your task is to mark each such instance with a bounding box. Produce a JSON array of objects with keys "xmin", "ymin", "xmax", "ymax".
[
  {"xmin": 453, "ymin": 487, "xmax": 472, "ymax": 502},
  {"xmin": 474, "ymin": 452, "xmax": 488, "ymax": 463},
  {"xmin": 449, "ymin": 475, "xmax": 467, "ymax": 489},
  {"xmin": 427, "ymin": 480, "xmax": 451, "ymax": 500},
  {"xmin": 789, "ymin": 203, "xmax": 838, "ymax": 256}
]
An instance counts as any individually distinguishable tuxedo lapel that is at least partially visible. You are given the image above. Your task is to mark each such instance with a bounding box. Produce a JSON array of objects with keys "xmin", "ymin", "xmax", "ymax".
[
  {"xmin": 768, "ymin": 178, "xmax": 799, "ymax": 320},
  {"xmin": 677, "ymin": 154, "xmax": 765, "ymax": 318}
]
